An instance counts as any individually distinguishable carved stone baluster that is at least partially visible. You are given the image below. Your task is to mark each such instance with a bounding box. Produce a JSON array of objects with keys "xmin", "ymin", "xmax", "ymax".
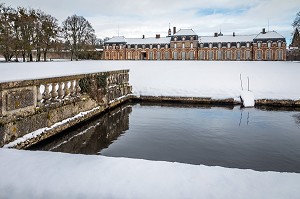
[
  {"xmin": 50, "ymin": 83, "xmax": 58, "ymax": 101},
  {"xmin": 64, "ymin": 81, "xmax": 70, "ymax": 98},
  {"xmin": 36, "ymin": 84, "xmax": 43, "ymax": 107},
  {"xmin": 57, "ymin": 82, "xmax": 64, "ymax": 99},
  {"xmin": 75, "ymin": 79, "xmax": 81, "ymax": 97},
  {"xmin": 43, "ymin": 84, "xmax": 51, "ymax": 103},
  {"xmin": 70, "ymin": 80, "xmax": 76, "ymax": 97}
]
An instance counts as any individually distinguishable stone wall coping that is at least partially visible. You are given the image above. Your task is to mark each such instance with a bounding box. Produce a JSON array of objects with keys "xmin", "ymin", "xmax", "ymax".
[{"xmin": 0, "ymin": 69, "xmax": 130, "ymax": 90}]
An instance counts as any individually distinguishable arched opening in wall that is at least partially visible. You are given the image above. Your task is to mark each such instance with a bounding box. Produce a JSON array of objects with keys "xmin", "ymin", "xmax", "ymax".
[
  {"xmin": 141, "ymin": 52, "xmax": 147, "ymax": 60},
  {"xmin": 266, "ymin": 50, "xmax": 272, "ymax": 60}
]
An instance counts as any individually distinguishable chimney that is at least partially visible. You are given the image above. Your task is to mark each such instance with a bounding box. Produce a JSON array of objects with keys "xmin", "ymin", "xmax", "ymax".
[
  {"xmin": 262, "ymin": 28, "xmax": 266, "ymax": 34},
  {"xmin": 233, "ymin": 32, "xmax": 235, "ymax": 37},
  {"xmin": 173, "ymin": 27, "xmax": 176, "ymax": 35},
  {"xmin": 142, "ymin": 35, "xmax": 145, "ymax": 39},
  {"xmin": 214, "ymin": 32, "xmax": 218, "ymax": 37},
  {"xmin": 156, "ymin": 34, "xmax": 160, "ymax": 39}
]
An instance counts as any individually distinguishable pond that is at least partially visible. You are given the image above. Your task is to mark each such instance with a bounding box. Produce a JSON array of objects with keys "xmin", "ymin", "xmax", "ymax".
[{"xmin": 29, "ymin": 102, "xmax": 300, "ymax": 173}]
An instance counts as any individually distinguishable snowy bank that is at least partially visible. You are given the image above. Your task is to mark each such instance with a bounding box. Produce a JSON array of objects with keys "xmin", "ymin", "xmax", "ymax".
[
  {"xmin": 1, "ymin": 60, "xmax": 300, "ymax": 100},
  {"xmin": 0, "ymin": 149, "xmax": 299, "ymax": 199}
]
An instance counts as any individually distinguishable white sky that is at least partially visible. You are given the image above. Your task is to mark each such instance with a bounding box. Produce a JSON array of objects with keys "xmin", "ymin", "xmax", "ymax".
[{"xmin": 2, "ymin": 0, "xmax": 299, "ymax": 44}]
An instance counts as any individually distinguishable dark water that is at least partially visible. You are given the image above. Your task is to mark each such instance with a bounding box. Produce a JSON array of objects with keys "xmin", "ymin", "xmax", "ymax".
[{"xmin": 29, "ymin": 102, "xmax": 300, "ymax": 173}]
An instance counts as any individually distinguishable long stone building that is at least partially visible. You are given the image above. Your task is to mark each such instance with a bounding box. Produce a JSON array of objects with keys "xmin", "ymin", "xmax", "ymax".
[{"xmin": 104, "ymin": 27, "xmax": 286, "ymax": 61}]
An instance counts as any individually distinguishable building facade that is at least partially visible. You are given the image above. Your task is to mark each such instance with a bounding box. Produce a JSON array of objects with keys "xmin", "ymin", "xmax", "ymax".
[{"xmin": 104, "ymin": 27, "xmax": 286, "ymax": 61}]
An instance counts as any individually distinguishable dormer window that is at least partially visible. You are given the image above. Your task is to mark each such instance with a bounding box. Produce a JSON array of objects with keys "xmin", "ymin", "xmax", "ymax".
[
  {"xmin": 191, "ymin": 43, "xmax": 193, "ymax": 48},
  {"xmin": 209, "ymin": 43, "xmax": 212, "ymax": 48},
  {"xmin": 127, "ymin": 45, "xmax": 130, "ymax": 49},
  {"xmin": 218, "ymin": 43, "xmax": 221, "ymax": 48},
  {"xmin": 150, "ymin": 44, "xmax": 153, "ymax": 49},
  {"xmin": 182, "ymin": 37, "xmax": 185, "ymax": 41},
  {"xmin": 174, "ymin": 43, "xmax": 177, "ymax": 48},
  {"xmin": 182, "ymin": 43, "xmax": 185, "ymax": 48},
  {"xmin": 278, "ymin": 41, "xmax": 282, "ymax": 48},
  {"xmin": 267, "ymin": 41, "xmax": 271, "ymax": 48},
  {"xmin": 237, "ymin": 43, "xmax": 240, "ymax": 48},
  {"xmin": 142, "ymin": 45, "xmax": 145, "ymax": 49},
  {"xmin": 246, "ymin": 42, "xmax": 250, "ymax": 48},
  {"xmin": 258, "ymin": 42, "xmax": 261, "ymax": 48},
  {"xmin": 227, "ymin": 43, "xmax": 231, "ymax": 48},
  {"xmin": 174, "ymin": 37, "xmax": 177, "ymax": 41},
  {"xmin": 135, "ymin": 45, "xmax": 137, "ymax": 49},
  {"xmin": 200, "ymin": 43, "xmax": 204, "ymax": 48},
  {"xmin": 158, "ymin": 44, "xmax": 160, "ymax": 49}
]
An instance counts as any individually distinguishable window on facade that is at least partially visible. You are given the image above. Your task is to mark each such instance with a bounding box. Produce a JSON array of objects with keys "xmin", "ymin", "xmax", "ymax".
[
  {"xmin": 209, "ymin": 43, "xmax": 212, "ymax": 48},
  {"xmin": 191, "ymin": 43, "xmax": 193, "ymax": 48},
  {"xmin": 267, "ymin": 50, "xmax": 272, "ymax": 60},
  {"xmin": 237, "ymin": 43, "xmax": 240, "ymax": 48},
  {"xmin": 227, "ymin": 43, "xmax": 231, "ymax": 48},
  {"xmin": 106, "ymin": 45, "xmax": 109, "ymax": 49},
  {"xmin": 226, "ymin": 51, "xmax": 231, "ymax": 60},
  {"xmin": 181, "ymin": 52, "xmax": 186, "ymax": 60},
  {"xmin": 142, "ymin": 45, "xmax": 145, "ymax": 49},
  {"xmin": 182, "ymin": 43, "xmax": 185, "ymax": 48},
  {"xmin": 164, "ymin": 52, "xmax": 170, "ymax": 60},
  {"xmin": 257, "ymin": 50, "xmax": 262, "ymax": 60},
  {"xmin": 135, "ymin": 45, "xmax": 137, "ymax": 49},
  {"xmin": 157, "ymin": 52, "xmax": 161, "ymax": 60},
  {"xmin": 182, "ymin": 37, "xmax": 185, "ymax": 41},
  {"xmin": 113, "ymin": 45, "xmax": 115, "ymax": 49},
  {"xmin": 174, "ymin": 37, "xmax": 177, "ymax": 41},
  {"xmin": 246, "ymin": 51, "xmax": 251, "ymax": 60},
  {"xmin": 268, "ymin": 42, "xmax": 271, "ymax": 48},
  {"xmin": 217, "ymin": 50, "xmax": 222, "ymax": 60},
  {"xmin": 278, "ymin": 50, "xmax": 283, "ymax": 60},
  {"xmin": 149, "ymin": 52, "xmax": 153, "ymax": 60},
  {"xmin": 199, "ymin": 51, "xmax": 204, "ymax": 60},
  {"xmin": 173, "ymin": 52, "xmax": 178, "ymax": 60},
  {"xmin": 200, "ymin": 43, "xmax": 204, "ymax": 48},
  {"xmin": 278, "ymin": 41, "xmax": 282, "ymax": 48},
  {"xmin": 236, "ymin": 51, "xmax": 241, "ymax": 60},
  {"xmin": 208, "ymin": 51, "xmax": 213, "ymax": 60},
  {"xmin": 258, "ymin": 42, "xmax": 261, "ymax": 48},
  {"xmin": 158, "ymin": 45, "xmax": 160, "ymax": 49},
  {"xmin": 246, "ymin": 42, "xmax": 250, "ymax": 48},
  {"xmin": 174, "ymin": 43, "xmax": 177, "ymax": 48},
  {"xmin": 190, "ymin": 52, "xmax": 194, "ymax": 60},
  {"xmin": 120, "ymin": 45, "xmax": 122, "ymax": 49},
  {"xmin": 150, "ymin": 44, "xmax": 152, "ymax": 49}
]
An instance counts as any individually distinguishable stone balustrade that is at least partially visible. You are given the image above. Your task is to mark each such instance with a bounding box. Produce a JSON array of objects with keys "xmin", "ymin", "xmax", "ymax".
[
  {"xmin": 0, "ymin": 69, "xmax": 131, "ymax": 147},
  {"xmin": 0, "ymin": 70, "xmax": 131, "ymax": 118}
]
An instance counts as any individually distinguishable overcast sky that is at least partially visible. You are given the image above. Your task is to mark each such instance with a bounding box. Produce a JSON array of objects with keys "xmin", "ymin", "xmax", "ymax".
[{"xmin": 2, "ymin": 0, "xmax": 299, "ymax": 43}]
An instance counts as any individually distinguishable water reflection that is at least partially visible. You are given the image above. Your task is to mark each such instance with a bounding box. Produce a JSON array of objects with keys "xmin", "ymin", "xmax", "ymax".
[
  {"xmin": 30, "ymin": 102, "xmax": 300, "ymax": 173},
  {"xmin": 29, "ymin": 105, "xmax": 132, "ymax": 155}
]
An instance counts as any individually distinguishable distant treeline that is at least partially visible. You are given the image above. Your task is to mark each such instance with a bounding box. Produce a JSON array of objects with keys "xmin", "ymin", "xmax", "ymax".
[{"xmin": 0, "ymin": 3, "xmax": 103, "ymax": 62}]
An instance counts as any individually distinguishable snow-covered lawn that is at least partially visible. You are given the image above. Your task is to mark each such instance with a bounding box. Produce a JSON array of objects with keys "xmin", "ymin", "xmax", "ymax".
[
  {"xmin": 0, "ymin": 149, "xmax": 299, "ymax": 199},
  {"xmin": 1, "ymin": 60, "xmax": 300, "ymax": 100}
]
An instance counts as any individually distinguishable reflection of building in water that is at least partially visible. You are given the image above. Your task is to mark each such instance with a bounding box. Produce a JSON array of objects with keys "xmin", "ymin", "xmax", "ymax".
[{"xmin": 29, "ymin": 104, "xmax": 132, "ymax": 155}]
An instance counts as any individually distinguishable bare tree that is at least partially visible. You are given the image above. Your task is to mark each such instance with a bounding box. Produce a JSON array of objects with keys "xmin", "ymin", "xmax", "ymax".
[
  {"xmin": 292, "ymin": 11, "xmax": 300, "ymax": 29},
  {"xmin": 61, "ymin": 14, "xmax": 96, "ymax": 61},
  {"xmin": 0, "ymin": 4, "xmax": 16, "ymax": 61}
]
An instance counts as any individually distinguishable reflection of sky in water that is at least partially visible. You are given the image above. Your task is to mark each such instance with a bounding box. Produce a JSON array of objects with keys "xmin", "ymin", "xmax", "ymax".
[{"xmin": 102, "ymin": 104, "xmax": 300, "ymax": 173}]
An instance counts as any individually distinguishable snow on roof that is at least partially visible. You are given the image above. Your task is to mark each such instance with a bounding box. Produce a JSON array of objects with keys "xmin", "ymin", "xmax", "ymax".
[
  {"xmin": 174, "ymin": 29, "xmax": 197, "ymax": 36},
  {"xmin": 199, "ymin": 35, "xmax": 256, "ymax": 43},
  {"xmin": 254, "ymin": 31, "xmax": 285, "ymax": 40},
  {"xmin": 126, "ymin": 37, "xmax": 171, "ymax": 45},
  {"xmin": 105, "ymin": 36, "xmax": 126, "ymax": 43}
]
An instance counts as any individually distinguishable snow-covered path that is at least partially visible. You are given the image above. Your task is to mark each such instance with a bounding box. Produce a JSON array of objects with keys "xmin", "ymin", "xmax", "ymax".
[
  {"xmin": 1, "ymin": 60, "xmax": 300, "ymax": 100},
  {"xmin": 0, "ymin": 149, "xmax": 299, "ymax": 199}
]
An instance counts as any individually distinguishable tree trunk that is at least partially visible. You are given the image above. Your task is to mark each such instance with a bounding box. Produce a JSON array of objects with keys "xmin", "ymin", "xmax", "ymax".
[
  {"xmin": 29, "ymin": 52, "xmax": 33, "ymax": 62},
  {"xmin": 22, "ymin": 52, "xmax": 26, "ymax": 62},
  {"xmin": 43, "ymin": 50, "xmax": 47, "ymax": 62}
]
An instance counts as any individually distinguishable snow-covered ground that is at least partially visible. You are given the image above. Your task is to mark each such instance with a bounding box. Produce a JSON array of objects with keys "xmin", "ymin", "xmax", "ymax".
[
  {"xmin": 1, "ymin": 60, "xmax": 300, "ymax": 198},
  {"xmin": 0, "ymin": 60, "xmax": 300, "ymax": 100},
  {"xmin": 0, "ymin": 149, "xmax": 299, "ymax": 199}
]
